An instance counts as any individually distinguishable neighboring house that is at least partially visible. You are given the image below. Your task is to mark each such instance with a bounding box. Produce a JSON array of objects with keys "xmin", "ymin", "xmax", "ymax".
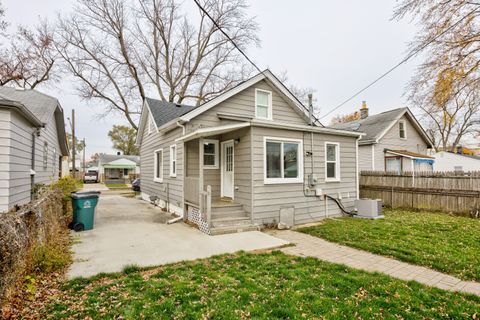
[
  {"xmin": 0, "ymin": 87, "xmax": 69, "ymax": 212},
  {"xmin": 98, "ymin": 154, "xmax": 140, "ymax": 183},
  {"xmin": 332, "ymin": 103, "xmax": 434, "ymax": 173},
  {"xmin": 433, "ymin": 151, "xmax": 480, "ymax": 172},
  {"xmin": 136, "ymin": 70, "xmax": 363, "ymax": 235}
]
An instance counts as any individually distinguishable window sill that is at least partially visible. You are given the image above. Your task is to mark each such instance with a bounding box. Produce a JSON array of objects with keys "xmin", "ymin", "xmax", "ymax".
[
  {"xmin": 325, "ymin": 178, "xmax": 341, "ymax": 183},
  {"xmin": 153, "ymin": 178, "xmax": 163, "ymax": 183},
  {"xmin": 169, "ymin": 174, "xmax": 176, "ymax": 178},
  {"xmin": 256, "ymin": 116, "xmax": 272, "ymax": 121},
  {"xmin": 264, "ymin": 178, "xmax": 303, "ymax": 185},
  {"xmin": 204, "ymin": 166, "xmax": 219, "ymax": 170}
]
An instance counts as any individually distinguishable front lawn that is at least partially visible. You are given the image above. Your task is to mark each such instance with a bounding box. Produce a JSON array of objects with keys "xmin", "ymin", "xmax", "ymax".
[
  {"xmin": 45, "ymin": 252, "xmax": 479, "ymax": 319},
  {"xmin": 300, "ymin": 209, "xmax": 480, "ymax": 281}
]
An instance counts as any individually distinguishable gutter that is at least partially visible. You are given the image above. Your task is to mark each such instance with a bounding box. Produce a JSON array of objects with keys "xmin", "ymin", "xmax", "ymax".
[{"xmin": 0, "ymin": 99, "xmax": 44, "ymax": 128}]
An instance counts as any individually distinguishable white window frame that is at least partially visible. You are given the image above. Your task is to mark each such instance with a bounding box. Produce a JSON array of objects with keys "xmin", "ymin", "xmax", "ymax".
[
  {"xmin": 255, "ymin": 88, "xmax": 273, "ymax": 120},
  {"xmin": 169, "ymin": 144, "xmax": 177, "ymax": 177},
  {"xmin": 203, "ymin": 139, "xmax": 219, "ymax": 169},
  {"xmin": 153, "ymin": 148, "xmax": 163, "ymax": 182},
  {"xmin": 325, "ymin": 142, "xmax": 341, "ymax": 182},
  {"xmin": 399, "ymin": 120, "xmax": 407, "ymax": 139},
  {"xmin": 263, "ymin": 136, "xmax": 303, "ymax": 184}
]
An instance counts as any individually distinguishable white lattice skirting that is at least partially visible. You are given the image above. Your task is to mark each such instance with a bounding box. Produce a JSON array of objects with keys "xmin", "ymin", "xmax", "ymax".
[{"xmin": 187, "ymin": 206, "xmax": 211, "ymax": 235}]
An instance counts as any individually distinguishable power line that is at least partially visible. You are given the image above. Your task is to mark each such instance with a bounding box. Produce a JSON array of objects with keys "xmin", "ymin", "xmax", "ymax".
[
  {"xmin": 192, "ymin": 0, "xmax": 262, "ymax": 74},
  {"xmin": 192, "ymin": 0, "xmax": 321, "ymax": 124},
  {"xmin": 320, "ymin": 8, "xmax": 480, "ymax": 120}
]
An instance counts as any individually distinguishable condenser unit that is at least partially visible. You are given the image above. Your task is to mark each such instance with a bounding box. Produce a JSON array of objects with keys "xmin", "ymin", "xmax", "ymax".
[{"xmin": 354, "ymin": 199, "xmax": 384, "ymax": 219}]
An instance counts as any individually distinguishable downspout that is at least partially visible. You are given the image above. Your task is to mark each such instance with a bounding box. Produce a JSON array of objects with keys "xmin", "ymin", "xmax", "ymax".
[
  {"xmin": 176, "ymin": 120, "xmax": 186, "ymax": 135},
  {"xmin": 356, "ymin": 136, "xmax": 360, "ymax": 200},
  {"xmin": 30, "ymin": 128, "xmax": 40, "ymax": 200}
]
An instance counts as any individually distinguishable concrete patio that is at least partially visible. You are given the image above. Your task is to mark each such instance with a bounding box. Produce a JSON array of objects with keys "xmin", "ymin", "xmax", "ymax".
[{"xmin": 68, "ymin": 194, "xmax": 288, "ymax": 278}]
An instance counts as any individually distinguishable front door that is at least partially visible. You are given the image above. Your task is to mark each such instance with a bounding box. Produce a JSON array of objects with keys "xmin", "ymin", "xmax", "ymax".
[{"xmin": 221, "ymin": 140, "xmax": 234, "ymax": 199}]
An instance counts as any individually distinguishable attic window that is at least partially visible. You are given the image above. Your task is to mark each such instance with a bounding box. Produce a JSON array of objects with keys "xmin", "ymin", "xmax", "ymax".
[
  {"xmin": 255, "ymin": 89, "xmax": 272, "ymax": 120},
  {"xmin": 399, "ymin": 121, "xmax": 406, "ymax": 139}
]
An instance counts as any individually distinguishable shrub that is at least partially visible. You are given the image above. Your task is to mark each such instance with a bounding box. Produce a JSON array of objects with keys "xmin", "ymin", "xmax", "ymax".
[{"xmin": 50, "ymin": 176, "xmax": 81, "ymax": 216}]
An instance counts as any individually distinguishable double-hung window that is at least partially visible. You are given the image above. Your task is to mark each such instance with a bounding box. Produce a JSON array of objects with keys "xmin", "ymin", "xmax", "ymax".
[
  {"xmin": 170, "ymin": 144, "xmax": 177, "ymax": 177},
  {"xmin": 154, "ymin": 149, "xmax": 163, "ymax": 182},
  {"xmin": 325, "ymin": 142, "xmax": 340, "ymax": 182},
  {"xmin": 255, "ymin": 89, "xmax": 272, "ymax": 120},
  {"xmin": 264, "ymin": 137, "xmax": 303, "ymax": 184},
  {"xmin": 399, "ymin": 121, "xmax": 406, "ymax": 139},
  {"xmin": 203, "ymin": 139, "xmax": 219, "ymax": 169}
]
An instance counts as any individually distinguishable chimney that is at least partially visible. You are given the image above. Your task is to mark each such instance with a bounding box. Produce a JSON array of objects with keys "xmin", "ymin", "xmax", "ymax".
[{"xmin": 360, "ymin": 101, "xmax": 369, "ymax": 119}]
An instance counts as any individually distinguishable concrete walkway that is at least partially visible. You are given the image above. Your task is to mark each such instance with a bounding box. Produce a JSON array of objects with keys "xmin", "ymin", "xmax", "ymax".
[
  {"xmin": 270, "ymin": 230, "xmax": 480, "ymax": 296},
  {"xmin": 68, "ymin": 195, "xmax": 288, "ymax": 279}
]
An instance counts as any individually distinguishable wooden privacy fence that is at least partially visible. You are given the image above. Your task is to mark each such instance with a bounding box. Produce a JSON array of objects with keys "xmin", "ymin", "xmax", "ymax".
[{"xmin": 360, "ymin": 171, "xmax": 480, "ymax": 214}]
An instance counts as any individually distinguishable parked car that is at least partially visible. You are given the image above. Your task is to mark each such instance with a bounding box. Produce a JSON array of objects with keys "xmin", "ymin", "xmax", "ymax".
[
  {"xmin": 84, "ymin": 171, "xmax": 99, "ymax": 183},
  {"xmin": 132, "ymin": 178, "xmax": 140, "ymax": 191}
]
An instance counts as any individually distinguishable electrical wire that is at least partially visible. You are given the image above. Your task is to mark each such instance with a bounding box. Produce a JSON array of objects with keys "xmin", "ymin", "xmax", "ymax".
[{"xmin": 320, "ymin": 8, "xmax": 480, "ymax": 120}]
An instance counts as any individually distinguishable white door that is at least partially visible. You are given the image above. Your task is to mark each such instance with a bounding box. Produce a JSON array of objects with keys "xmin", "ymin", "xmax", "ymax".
[{"xmin": 221, "ymin": 140, "xmax": 234, "ymax": 198}]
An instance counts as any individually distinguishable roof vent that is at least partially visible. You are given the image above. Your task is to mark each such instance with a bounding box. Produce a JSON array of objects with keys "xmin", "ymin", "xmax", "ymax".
[
  {"xmin": 350, "ymin": 122, "xmax": 361, "ymax": 131},
  {"xmin": 174, "ymin": 103, "xmax": 181, "ymax": 108}
]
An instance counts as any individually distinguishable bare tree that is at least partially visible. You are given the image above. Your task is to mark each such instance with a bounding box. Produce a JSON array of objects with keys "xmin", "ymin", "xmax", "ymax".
[
  {"xmin": 330, "ymin": 111, "xmax": 361, "ymax": 125},
  {"xmin": 394, "ymin": 0, "xmax": 480, "ymax": 150},
  {"xmin": 55, "ymin": 0, "xmax": 259, "ymax": 130},
  {"xmin": 0, "ymin": 9, "xmax": 57, "ymax": 89}
]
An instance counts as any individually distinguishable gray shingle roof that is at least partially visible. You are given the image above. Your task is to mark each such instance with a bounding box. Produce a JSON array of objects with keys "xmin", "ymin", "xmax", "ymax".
[
  {"xmin": 0, "ymin": 86, "xmax": 69, "ymax": 156},
  {"xmin": 146, "ymin": 97, "xmax": 198, "ymax": 128},
  {"xmin": 0, "ymin": 86, "xmax": 59, "ymax": 123},
  {"xmin": 99, "ymin": 154, "xmax": 140, "ymax": 164},
  {"xmin": 330, "ymin": 107, "xmax": 408, "ymax": 144}
]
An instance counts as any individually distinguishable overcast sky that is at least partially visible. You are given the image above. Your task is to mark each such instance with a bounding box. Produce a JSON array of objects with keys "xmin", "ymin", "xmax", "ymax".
[{"xmin": 3, "ymin": 0, "xmax": 420, "ymax": 157}]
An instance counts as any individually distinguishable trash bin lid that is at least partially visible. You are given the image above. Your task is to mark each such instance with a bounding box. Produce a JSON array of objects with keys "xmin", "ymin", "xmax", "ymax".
[{"xmin": 71, "ymin": 193, "xmax": 99, "ymax": 200}]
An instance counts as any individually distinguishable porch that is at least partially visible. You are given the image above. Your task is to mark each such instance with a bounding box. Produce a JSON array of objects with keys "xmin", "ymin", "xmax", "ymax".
[{"xmin": 180, "ymin": 124, "xmax": 256, "ymax": 235}]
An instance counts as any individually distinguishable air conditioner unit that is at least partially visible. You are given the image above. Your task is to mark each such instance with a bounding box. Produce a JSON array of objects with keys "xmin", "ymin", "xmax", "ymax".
[{"xmin": 354, "ymin": 199, "xmax": 384, "ymax": 219}]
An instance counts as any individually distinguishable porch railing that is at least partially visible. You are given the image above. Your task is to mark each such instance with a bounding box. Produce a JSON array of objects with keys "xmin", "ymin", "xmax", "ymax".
[
  {"xmin": 199, "ymin": 185, "xmax": 212, "ymax": 227},
  {"xmin": 185, "ymin": 176, "xmax": 200, "ymax": 205}
]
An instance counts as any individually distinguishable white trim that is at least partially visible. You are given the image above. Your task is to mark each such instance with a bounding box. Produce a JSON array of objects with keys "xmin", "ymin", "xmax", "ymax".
[
  {"xmin": 325, "ymin": 142, "xmax": 341, "ymax": 182},
  {"xmin": 371, "ymin": 144, "xmax": 375, "ymax": 170},
  {"xmin": 153, "ymin": 148, "xmax": 163, "ymax": 182},
  {"xmin": 180, "ymin": 70, "xmax": 312, "ymax": 124},
  {"xmin": 169, "ymin": 144, "xmax": 177, "ymax": 177},
  {"xmin": 384, "ymin": 150, "xmax": 433, "ymax": 160},
  {"xmin": 136, "ymin": 100, "xmax": 159, "ymax": 146},
  {"xmin": 203, "ymin": 139, "xmax": 219, "ymax": 169},
  {"xmin": 251, "ymin": 119, "xmax": 364, "ymax": 137},
  {"xmin": 255, "ymin": 88, "xmax": 272, "ymax": 120},
  {"xmin": 175, "ymin": 122, "xmax": 250, "ymax": 142},
  {"xmin": 263, "ymin": 136, "xmax": 303, "ymax": 184},
  {"xmin": 220, "ymin": 140, "xmax": 235, "ymax": 199},
  {"xmin": 398, "ymin": 120, "xmax": 407, "ymax": 139},
  {"xmin": 356, "ymin": 137, "xmax": 359, "ymax": 199}
]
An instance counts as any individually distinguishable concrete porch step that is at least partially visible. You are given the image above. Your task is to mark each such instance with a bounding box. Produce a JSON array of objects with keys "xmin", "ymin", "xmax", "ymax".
[
  {"xmin": 211, "ymin": 210, "xmax": 248, "ymax": 219},
  {"xmin": 210, "ymin": 224, "xmax": 259, "ymax": 236},
  {"xmin": 211, "ymin": 203, "xmax": 244, "ymax": 214},
  {"xmin": 210, "ymin": 216, "xmax": 252, "ymax": 228}
]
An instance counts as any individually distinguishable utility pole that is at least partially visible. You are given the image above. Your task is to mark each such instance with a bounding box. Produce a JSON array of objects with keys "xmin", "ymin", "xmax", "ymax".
[
  {"xmin": 83, "ymin": 138, "xmax": 86, "ymax": 177},
  {"xmin": 71, "ymin": 109, "xmax": 76, "ymax": 179}
]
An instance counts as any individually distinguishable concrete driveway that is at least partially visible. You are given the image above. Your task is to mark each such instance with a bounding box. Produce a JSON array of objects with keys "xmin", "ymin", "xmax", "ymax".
[{"xmin": 68, "ymin": 194, "xmax": 288, "ymax": 278}]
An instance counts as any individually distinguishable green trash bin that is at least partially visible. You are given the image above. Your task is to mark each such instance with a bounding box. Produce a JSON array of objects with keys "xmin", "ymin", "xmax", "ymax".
[{"xmin": 71, "ymin": 191, "xmax": 100, "ymax": 232}]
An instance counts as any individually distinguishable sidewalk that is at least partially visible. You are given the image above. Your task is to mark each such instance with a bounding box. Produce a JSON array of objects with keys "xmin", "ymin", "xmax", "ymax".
[{"xmin": 270, "ymin": 230, "xmax": 480, "ymax": 297}]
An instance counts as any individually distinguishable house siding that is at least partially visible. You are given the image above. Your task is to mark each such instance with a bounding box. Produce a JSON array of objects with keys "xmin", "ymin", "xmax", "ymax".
[
  {"xmin": 0, "ymin": 108, "xmax": 63, "ymax": 213},
  {"xmin": 186, "ymin": 80, "xmax": 307, "ymax": 131},
  {"xmin": 373, "ymin": 115, "xmax": 429, "ymax": 171},
  {"xmin": 358, "ymin": 145, "xmax": 373, "ymax": 172},
  {"xmin": 139, "ymin": 111, "xmax": 184, "ymax": 214},
  {"xmin": 251, "ymin": 126, "xmax": 358, "ymax": 225}
]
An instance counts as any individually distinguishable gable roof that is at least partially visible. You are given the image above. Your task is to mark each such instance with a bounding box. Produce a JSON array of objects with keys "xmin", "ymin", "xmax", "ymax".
[
  {"xmin": 331, "ymin": 107, "xmax": 433, "ymax": 147},
  {"xmin": 146, "ymin": 98, "xmax": 198, "ymax": 128},
  {"xmin": 99, "ymin": 154, "xmax": 140, "ymax": 165},
  {"xmin": 0, "ymin": 97, "xmax": 44, "ymax": 127},
  {"xmin": 0, "ymin": 87, "xmax": 69, "ymax": 156},
  {"xmin": 136, "ymin": 69, "xmax": 321, "ymax": 145}
]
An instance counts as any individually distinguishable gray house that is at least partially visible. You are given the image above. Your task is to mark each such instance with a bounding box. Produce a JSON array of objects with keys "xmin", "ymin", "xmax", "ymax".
[
  {"xmin": 136, "ymin": 70, "xmax": 363, "ymax": 235},
  {"xmin": 333, "ymin": 103, "xmax": 434, "ymax": 173},
  {"xmin": 0, "ymin": 87, "xmax": 69, "ymax": 212}
]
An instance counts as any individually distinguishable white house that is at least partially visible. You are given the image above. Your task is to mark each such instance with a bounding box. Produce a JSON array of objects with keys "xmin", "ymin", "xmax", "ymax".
[
  {"xmin": 98, "ymin": 154, "xmax": 140, "ymax": 183},
  {"xmin": 433, "ymin": 151, "xmax": 480, "ymax": 172}
]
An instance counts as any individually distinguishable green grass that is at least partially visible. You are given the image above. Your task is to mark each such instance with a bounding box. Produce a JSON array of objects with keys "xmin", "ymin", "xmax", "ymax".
[
  {"xmin": 300, "ymin": 209, "xmax": 480, "ymax": 281},
  {"xmin": 45, "ymin": 252, "xmax": 479, "ymax": 319},
  {"xmin": 105, "ymin": 183, "xmax": 129, "ymax": 189}
]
